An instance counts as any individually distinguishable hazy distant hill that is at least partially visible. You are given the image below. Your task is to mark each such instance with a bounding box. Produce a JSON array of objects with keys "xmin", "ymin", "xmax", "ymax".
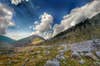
[
  {"xmin": 0, "ymin": 35, "xmax": 15, "ymax": 49},
  {"xmin": 0, "ymin": 35, "xmax": 15, "ymax": 43},
  {"xmin": 14, "ymin": 35, "xmax": 45, "ymax": 47},
  {"xmin": 43, "ymin": 13, "xmax": 100, "ymax": 45}
]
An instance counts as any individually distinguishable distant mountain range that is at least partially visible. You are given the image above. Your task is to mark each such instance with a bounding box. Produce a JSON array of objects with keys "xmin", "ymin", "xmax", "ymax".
[
  {"xmin": 0, "ymin": 35, "xmax": 15, "ymax": 43},
  {"xmin": 0, "ymin": 35, "xmax": 45, "ymax": 48},
  {"xmin": 0, "ymin": 35, "xmax": 15, "ymax": 49}
]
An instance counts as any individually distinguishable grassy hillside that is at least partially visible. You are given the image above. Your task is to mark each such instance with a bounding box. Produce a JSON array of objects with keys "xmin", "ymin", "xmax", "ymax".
[{"xmin": 31, "ymin": 37, "xmax": 44, "ymax": 45}]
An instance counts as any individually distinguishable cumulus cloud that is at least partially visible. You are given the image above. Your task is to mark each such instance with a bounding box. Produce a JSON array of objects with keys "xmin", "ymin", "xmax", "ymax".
[
  {"xmin": 52, "ymin": 0, "xmax": 100, "ymax": 37},
  {"xmin": 32, "ymin": 12, "xmax": 53, "ymax": 39},
  {"xmin": 11, "ymin": 0, "xmax": 29, "ymax": 5},
  {"xmin": 0, "ymin": 4, "xmax": 14, "ymax": 35}
]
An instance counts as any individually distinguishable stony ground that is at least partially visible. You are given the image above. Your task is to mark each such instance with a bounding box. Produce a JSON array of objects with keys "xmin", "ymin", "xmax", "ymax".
[{"xmin": 0, "ymin": 40, "xmax": 100, "ymax": 66}]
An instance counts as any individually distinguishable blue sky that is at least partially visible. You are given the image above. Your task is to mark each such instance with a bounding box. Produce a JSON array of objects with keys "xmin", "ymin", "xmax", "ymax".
[{"xmin": 0, "ymin": 0, "xmax": 92, "ymax": 40}]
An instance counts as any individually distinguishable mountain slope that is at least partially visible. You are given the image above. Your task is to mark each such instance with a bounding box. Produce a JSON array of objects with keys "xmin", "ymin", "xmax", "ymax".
[
  {"xmin": 0, "ymin": 35, "xmax": 15, "ymax": 43},
  {"xmin": 54, "ymin": 13, "xmax": 100, "ymax": 38},
  {"xmin": 0, "ymin": 35, "xmax": 15, "ymax": 49},
  {"xmin": 43, "ymin": 13, "xmax": 100, "ymax": 45}
]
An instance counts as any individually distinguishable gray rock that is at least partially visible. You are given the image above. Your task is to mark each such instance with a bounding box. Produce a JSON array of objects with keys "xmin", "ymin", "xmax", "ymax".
[
  {"xmin": 96, "ymin": 51, "xmax": 100, "ymax": 58},
  {"xmin": 92, "ymin": 39, "xmax": 100, "ymax": 50},
  {"xmin": 79, "ymin": 59, "xmax": 85, "ymax": 64},
  {"xmin": 71, "ymin": 51, "xmax": 81, "ymax": 59},
  {"xmin": 94, "ymin": 61, "xmax": 100, "ymax": 66},
  {"xmin": 80, "ymin": 52, "xmax": 84, "ymax": 56},
  {"xmin": 71, "ymin": 41, "xmax": 93, "ymax": 53},
  {"xmin": 45, "ymin": 59, "xmax": 60, "ymax": 66},
  {"xmin": 59, "ymin": 50, "xmax": 65, "ymax": 56},
  {"xmin": 56, "ymin": 55, "xmax": 65, "ymax": 60}
]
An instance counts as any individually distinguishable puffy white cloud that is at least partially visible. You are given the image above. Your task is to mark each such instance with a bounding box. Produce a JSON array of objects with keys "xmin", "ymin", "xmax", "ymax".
[
  {"xmin": 32, "ymin": 12, "xmax": 53, "ymax": 39},
  {"xmin": 52, "ymin": 0, "xmax": 100, "ymax": 37},
  {"xmin": 11, "ymin": 0, "xmax": 29, "ymax": 5},
  {"xmin": 0, "ymin": 4, "xmax": 14, "ymax": 35},
  {"xmin": 11, "ymin": 0, "xmax": 21, "ymax": 5}
]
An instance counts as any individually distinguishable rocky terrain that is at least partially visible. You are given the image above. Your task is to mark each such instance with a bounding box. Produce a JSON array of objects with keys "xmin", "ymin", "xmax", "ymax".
[{"xmin": 0, "ymin": 39, "xmax": 100, "ymax": 66}]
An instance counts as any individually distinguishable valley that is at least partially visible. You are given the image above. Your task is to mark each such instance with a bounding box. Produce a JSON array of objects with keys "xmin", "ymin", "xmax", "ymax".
[{"xmin": 0, "ymin": 13, "xmax": 100, "ymax": 66}]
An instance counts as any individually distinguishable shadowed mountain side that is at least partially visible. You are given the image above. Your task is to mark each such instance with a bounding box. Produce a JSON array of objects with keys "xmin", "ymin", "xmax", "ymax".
[
  {"xmin": 41, "ymin": 13, "xmax": 100, "ymax": 45},
  {"xmin": 54, "ymin": 13, "xmax": 100, "ymax": 38}
]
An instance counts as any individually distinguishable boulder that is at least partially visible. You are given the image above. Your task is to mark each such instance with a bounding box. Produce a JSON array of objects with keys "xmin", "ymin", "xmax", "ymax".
[
  {"xmin": 95, "ymin": 51, "xmax": 100, "ymax": 58},
  {"xmin": 80, "ymin": 52, "xmax": 84, "ymax": 56},
  {"xmin": 71, "ymin": 40, "xmax": 94, "ymax": 53},
  {"xmin": 71, "ymin": 51, "xmax": 81, "ymax": 59},
  {"xmin": 45, "ymin": 59, "xmax": 60, "ymax": 66}
]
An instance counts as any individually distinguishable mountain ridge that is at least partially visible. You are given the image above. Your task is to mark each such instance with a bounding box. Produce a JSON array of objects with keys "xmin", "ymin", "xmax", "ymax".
[
  {"xmin": 14, "ymin": 35, "xmax": 45, "ymax": 47},
  {"xmin": 54, "ymin": 13, "xmax": 100, "ymax": 38},
  {"xmin": 42, "ymin": 13, "xmax": 100, "ymax": 45},
  {"xmin": 0, "ymin": 35, "xmax": 15, "ymax": 49},
  {"xmin": 0, "ymin": 35, "xmax": 15, "ymax": 43}
]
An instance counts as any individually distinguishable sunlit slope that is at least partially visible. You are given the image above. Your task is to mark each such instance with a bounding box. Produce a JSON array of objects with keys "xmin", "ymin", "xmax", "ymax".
[
  {"xmin": 15, "ymin": 35, "xmax": 45, "ymax": 47},
  {"xmin": 31, "ymin": 37, "xmax": 44, "ymax": 45}
]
